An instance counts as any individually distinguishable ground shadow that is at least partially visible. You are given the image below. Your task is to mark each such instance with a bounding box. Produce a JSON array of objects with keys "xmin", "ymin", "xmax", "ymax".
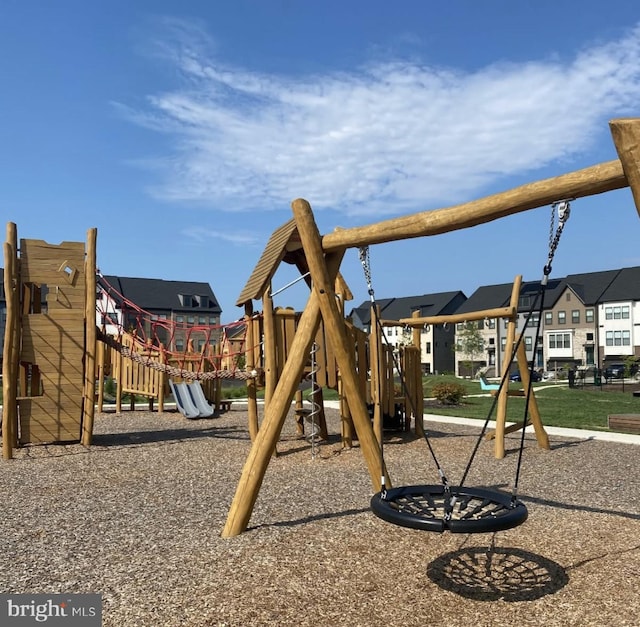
[
  {"xmin": 427, "ymin": 546, "xmax": 569, "ymax": 601},
  {"xmin": 249, "ymin": 506, "xmax": 371, "ymax": 531},
  {"xmin": 92, "ymin": 424, "xmax": 249, "ymax": 447}
]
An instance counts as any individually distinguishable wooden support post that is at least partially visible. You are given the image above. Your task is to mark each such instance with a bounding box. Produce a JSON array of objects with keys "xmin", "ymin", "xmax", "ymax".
[
  {"xmin": 370, "ymin": 304, "xmax": 383, "ymax": 445},
  {"xmin": 262, "ymin": 286, "xmax": 277, "ymax": 413},
  {"xmin": 291, "ymin": 198, "xmax": 390, "ymax": 488},
  {"xmin": 244, "ymin": 302, "xmax": 259, "ymax": 441},
  {"xmin": 411, "ymin": 310, "xmax": 424, "ymax": 436},
  {"xmin": 81, "ymin": 228, "xmax": 97, "ymax": 447},
  {"xmin": 2, "ymin": 224, "xmax": 18, "ymax": 460},
  {"xmin": 222, "ymin": 250, "xmax": 346, "ymax": 538},
  {"xmin": 96, "ymin": 339, "xmax": 105, "ymax": 412},
  {"xmin": 514, "ymin": 340, "xmax": 549, "ymax": 450},
  {"xmin": 494, "ymin": 276, "xmax": 522, "ymax": 459}
]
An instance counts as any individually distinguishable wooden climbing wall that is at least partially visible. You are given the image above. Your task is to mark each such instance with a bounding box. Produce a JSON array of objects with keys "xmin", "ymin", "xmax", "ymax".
[{"xmin": 18, "ymin": 239, "xmax": 87, "ymax": 443}]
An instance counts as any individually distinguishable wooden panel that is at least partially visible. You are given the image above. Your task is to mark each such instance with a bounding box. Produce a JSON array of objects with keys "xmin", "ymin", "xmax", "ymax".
[
  {"xmin": 19, "ymin": 240, "xmax": 85, "ymax": 285},
  {"xmin": 18, "ymin": 397, "xmax": 82, "ymax": 443},
  {"xmin": 18, "ymin": 239, "xmax": 86, "ymax": 445}
]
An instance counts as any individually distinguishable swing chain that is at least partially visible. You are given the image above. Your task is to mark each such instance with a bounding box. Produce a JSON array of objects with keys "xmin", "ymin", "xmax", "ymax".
[
  {"xmin": 358, "ymin": 246, "xmax": 375, "ymax": 302},
  {"xmin": 544, "ymin": 199, "xmax": 572, "ymax": 280}
]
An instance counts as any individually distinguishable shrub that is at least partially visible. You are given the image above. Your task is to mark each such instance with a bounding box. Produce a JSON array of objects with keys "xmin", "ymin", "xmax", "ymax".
[{"xmin": 432, "ymin": 382, "xmax": 466, "ymax": 405}]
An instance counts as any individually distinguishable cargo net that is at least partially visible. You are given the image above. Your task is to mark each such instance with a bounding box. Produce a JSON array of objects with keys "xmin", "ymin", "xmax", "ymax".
[{"xmin": 96, "ymin": 272, "xmax": 260, "ymax": 381}]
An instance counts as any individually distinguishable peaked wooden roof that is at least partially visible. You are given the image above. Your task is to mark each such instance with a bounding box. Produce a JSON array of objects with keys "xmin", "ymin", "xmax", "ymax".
[{"xmin": 236, "ymin": 219, "xmax": 352, "ymax": 306}]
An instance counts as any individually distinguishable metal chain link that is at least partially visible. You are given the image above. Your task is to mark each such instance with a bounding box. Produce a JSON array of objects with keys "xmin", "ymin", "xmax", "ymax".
[
  {"xmin": 358, "ymin": 246, "xmax": 375, "ymax": 302},
  {"xmin": 544, "ymin": 199, "xmax": 572, "ymax": 280}
]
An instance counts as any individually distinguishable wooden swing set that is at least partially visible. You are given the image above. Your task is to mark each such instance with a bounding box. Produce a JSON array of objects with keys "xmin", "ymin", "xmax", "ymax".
[{"xmin": 221, "ymin": 118, "xmax": 640, "ymax": 537}]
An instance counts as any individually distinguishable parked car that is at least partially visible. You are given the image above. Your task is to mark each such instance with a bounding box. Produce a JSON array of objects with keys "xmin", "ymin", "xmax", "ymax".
[
  {"xmin": 509, "ymin": 370, "xmax": 542, "ymax": 382},
  {"xmin": 604, "ymin": 363, "xmax": 626, "ymax": 380}
]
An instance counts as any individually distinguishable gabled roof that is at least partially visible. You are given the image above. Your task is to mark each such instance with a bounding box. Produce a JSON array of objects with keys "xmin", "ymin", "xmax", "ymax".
[
  {"xmin": 236, "ymin": 219, "xmax": 352, "ymax": 307},
  {"xmin": 563, "ymin": 269, "xmax": 621, "ymax": 305},
  {"xmin": 456, "ymin": 277, "xmax": 566, "ymax": 313},
  {"xmin": 599, "ymin": 266, "xmax": 640, "ymax": 301},
  {"xmin": 101, "ymin": 275, "xmax": 221, "ymax": 313},
  {"xmin": 350, "ymin": 291, "xmax": 466, "ymax": 325},
  {"xmin": 236, "ymin": 219, "xmax": 301, "ymax": 306},
  {"xmin": 455, "ymin": 282, "xmax": 514, "ymax": 313}
]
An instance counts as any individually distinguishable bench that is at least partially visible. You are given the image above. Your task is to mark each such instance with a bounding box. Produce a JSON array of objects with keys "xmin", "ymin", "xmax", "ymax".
[
  {"xmin": 607, "ymin": 414, "xmax": 640, "ymax": 434},
  {"xmin": 219, "ymin": 399, "xmax": 233, "ymax": 412}
]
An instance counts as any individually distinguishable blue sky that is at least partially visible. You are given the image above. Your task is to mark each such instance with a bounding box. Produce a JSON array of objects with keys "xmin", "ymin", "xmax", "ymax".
[{"xmin": 2, "ymin": 1, "xmax": 640, "ymax": 323}]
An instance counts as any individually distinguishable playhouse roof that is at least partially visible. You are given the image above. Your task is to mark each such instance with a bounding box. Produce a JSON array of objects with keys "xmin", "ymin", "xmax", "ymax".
[{"xmin": 236, "ymin": 219, "xmax": 352, "ymax": 307}]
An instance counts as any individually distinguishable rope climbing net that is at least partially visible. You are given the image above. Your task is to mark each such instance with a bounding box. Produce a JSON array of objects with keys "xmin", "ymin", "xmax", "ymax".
[{"xmin": 96, "ymin": 272, "xmax": 260, "ymax": 381}]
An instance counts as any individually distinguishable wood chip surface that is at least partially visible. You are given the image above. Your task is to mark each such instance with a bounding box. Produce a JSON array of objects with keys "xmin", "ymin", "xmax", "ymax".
[{"xmin": 1, "ymin": 404, "xmax": 638, "ymax": 626}]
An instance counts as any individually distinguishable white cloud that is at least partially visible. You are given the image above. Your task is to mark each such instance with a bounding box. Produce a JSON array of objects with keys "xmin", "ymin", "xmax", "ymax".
[
  {"xmin": 121, "ymin": 22, "xmax": 640, "ymax": 217},
  {"xmin": 181, "ymin": 226, "xmax": 260, "ymax": 246}
]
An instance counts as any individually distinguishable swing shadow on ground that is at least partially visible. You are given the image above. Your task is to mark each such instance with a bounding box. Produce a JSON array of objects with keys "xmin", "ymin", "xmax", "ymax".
[{"xmin": 426, "ymin": 545, "xmax": 569, "ymax": 601}]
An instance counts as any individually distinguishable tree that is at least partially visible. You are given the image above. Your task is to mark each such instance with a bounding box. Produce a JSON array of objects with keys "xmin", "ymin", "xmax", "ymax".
[{"xmin": 454, "ymin": 322, "xmax": 486, "ymax": 377}]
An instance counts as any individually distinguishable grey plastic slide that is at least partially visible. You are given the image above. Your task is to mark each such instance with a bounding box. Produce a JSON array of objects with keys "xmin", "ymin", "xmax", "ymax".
[
  {"xmin": 169, "ymin": 379, "xmax": 200, "ymax": 419},
  {"xmin": 185, "ymin": 381, "xmax": 216, "ymax": 418}
]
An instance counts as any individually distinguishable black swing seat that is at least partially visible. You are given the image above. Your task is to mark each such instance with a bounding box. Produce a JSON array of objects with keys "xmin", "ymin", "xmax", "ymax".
[{"xmin": 370, "ymin": 485, "xmax": 528, "ymax": 534}]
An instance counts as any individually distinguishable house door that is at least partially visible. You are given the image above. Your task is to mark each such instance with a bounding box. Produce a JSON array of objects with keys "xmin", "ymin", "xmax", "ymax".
[{"xmin": 585, "ymin": 346, "xmax": 595, "ymax": 365}]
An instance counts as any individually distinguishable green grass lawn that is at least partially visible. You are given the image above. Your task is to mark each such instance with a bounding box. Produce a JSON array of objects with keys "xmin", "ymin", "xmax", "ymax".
[
  {"xmin": 421, "ymin": 375, "xmax": 639, "ymax": 432},
  {"xmin": 217, "ymin": 374, "xmax": 639, "ymax": 433},
  {"xmin": 274, "ymin": 374, "xmax": 639, "ymax": 433}
]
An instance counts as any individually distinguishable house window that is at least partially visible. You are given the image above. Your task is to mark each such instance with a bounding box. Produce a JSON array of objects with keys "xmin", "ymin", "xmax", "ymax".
[
  {"xmin": 187, "ymin": 316, "xmax": 195, "ymax": 324},
  {"xmin": 199, "ymin": 316, "xmax": 207, "ymax": 324},
  {"xmin": 571, "ymin": 310, "xmax": 580, "ymax": 324},
  {"xmin": 566, "ymin": 292, "xmax": 571, "ymax": 301},
  {"xmin": 544, "ymin": 312, "xmax": 552, "ymax": 325},
  {"xmin": 622, "ymin": 305, "xmax": 630, "ymax": 319},
  {"xmin": 425, "ymin": 342, "xmax": 431, "ymax": 354},
  {"xmin": 176, "ymin": 315, "xmax": 184, "ymax": 323},
  {"xmin": 489, "ymin": 338, "xmax": 495, "ymax": 345},
  {"xmin": 586, "ymin": 332, "xmax": 594, "ymax": 341},
  {"xmin": 585, "ymin": 309, "xmax": 594, "ymax": 323},
  {"xmin": 549, "ymin": 333, "xmax": 571, "ymax": 349},
  {"xmin": 175, "ymin": 340, "xmax": 184, "ymax": 352},
  {"xmin": 501, "ymin": 338, "xmax": 506, "ymax": 350},
  {"xmin": 487, "ymin": 319, "xmax": 496, "ymax": 329},
  {"xmin": 606, "ymin": 330, "xmax": 631, "ymax": 346},
  {"xmin": 527, "ymin": 313, "xmax": 539, "ymax": 328},
  {"xmin": 558, "ymin": 311, "xmax": 566, "ymax": 324},
  {"xmin": 525, "ymin": 336, "xmax": 533, "ymax": 350}
]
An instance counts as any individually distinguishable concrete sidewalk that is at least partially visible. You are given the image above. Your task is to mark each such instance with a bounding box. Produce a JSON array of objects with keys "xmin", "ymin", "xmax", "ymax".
[{"xmin": 321, "ymin": 399, "xmax": 640, "ymax": 445}]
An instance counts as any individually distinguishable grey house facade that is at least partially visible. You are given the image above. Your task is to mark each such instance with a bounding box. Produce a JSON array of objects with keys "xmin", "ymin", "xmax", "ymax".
[
  {"xmin": 349, "ymin": 290, "xmax": 467, "ymax": 374},
  {"xmin": 98, "ymin": 275, "xmax": 223, "ymax": 353}
]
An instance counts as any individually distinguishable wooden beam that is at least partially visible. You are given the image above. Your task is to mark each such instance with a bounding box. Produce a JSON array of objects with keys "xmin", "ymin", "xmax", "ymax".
[
  {"xmin": 396, "ymin": 306, "xmax": 516, "ymax": 327},
  {"xmin": 2, "ymin": 224, "xmax": 18, "ymax": 460},
  {"xmin": 291, "ymin": 198, "xmax": 390, "ymax": 492},
  {"xmin": 222, "ymin": 250, "xmax": 346, "ymax": 538},
  {"xmin": 610, "ymin": 119, "xmax": 640, "ymax": 218},
  {"xmin": 494, "ymin": 276, "xmax": 522, "ymax": 459},
  {"xmin": 319, "ymin": 157, "xmax": 629, "ymax": 252},
  {"xmin": 81, "ymin": 228, "xmax": 97, "ymax": 447}
]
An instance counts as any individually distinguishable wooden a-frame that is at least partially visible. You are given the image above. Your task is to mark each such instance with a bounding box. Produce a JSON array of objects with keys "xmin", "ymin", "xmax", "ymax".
[{"xmin": 222, "ymin": 118, "xmax": 640, "ymax": 537}]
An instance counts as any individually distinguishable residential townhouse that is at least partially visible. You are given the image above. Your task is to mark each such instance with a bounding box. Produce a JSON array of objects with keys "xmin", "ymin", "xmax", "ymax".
[
  {"xmin": 98, "ymin": 275, "xmax": 223, "ymax": 353},
  {"xmin": 349, "ymin": 291, "xmax": 467, "ymax": 374},
  {"xmin": 453, "ymin": 278, "xmax": 566, "ymax": 377},
  {"xmin": 456, "ymin": 267, "xmax": 640, "ymax": 378}
]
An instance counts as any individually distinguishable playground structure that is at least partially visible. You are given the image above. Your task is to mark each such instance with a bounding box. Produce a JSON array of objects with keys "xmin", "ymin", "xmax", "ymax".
[
  {"xmin": 221, "ymin": 118, "xmax": 640, "ymax": 537},
  {"xmin": 0, "ymin": 229, "xmax": 253, "ymax": 460}
]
